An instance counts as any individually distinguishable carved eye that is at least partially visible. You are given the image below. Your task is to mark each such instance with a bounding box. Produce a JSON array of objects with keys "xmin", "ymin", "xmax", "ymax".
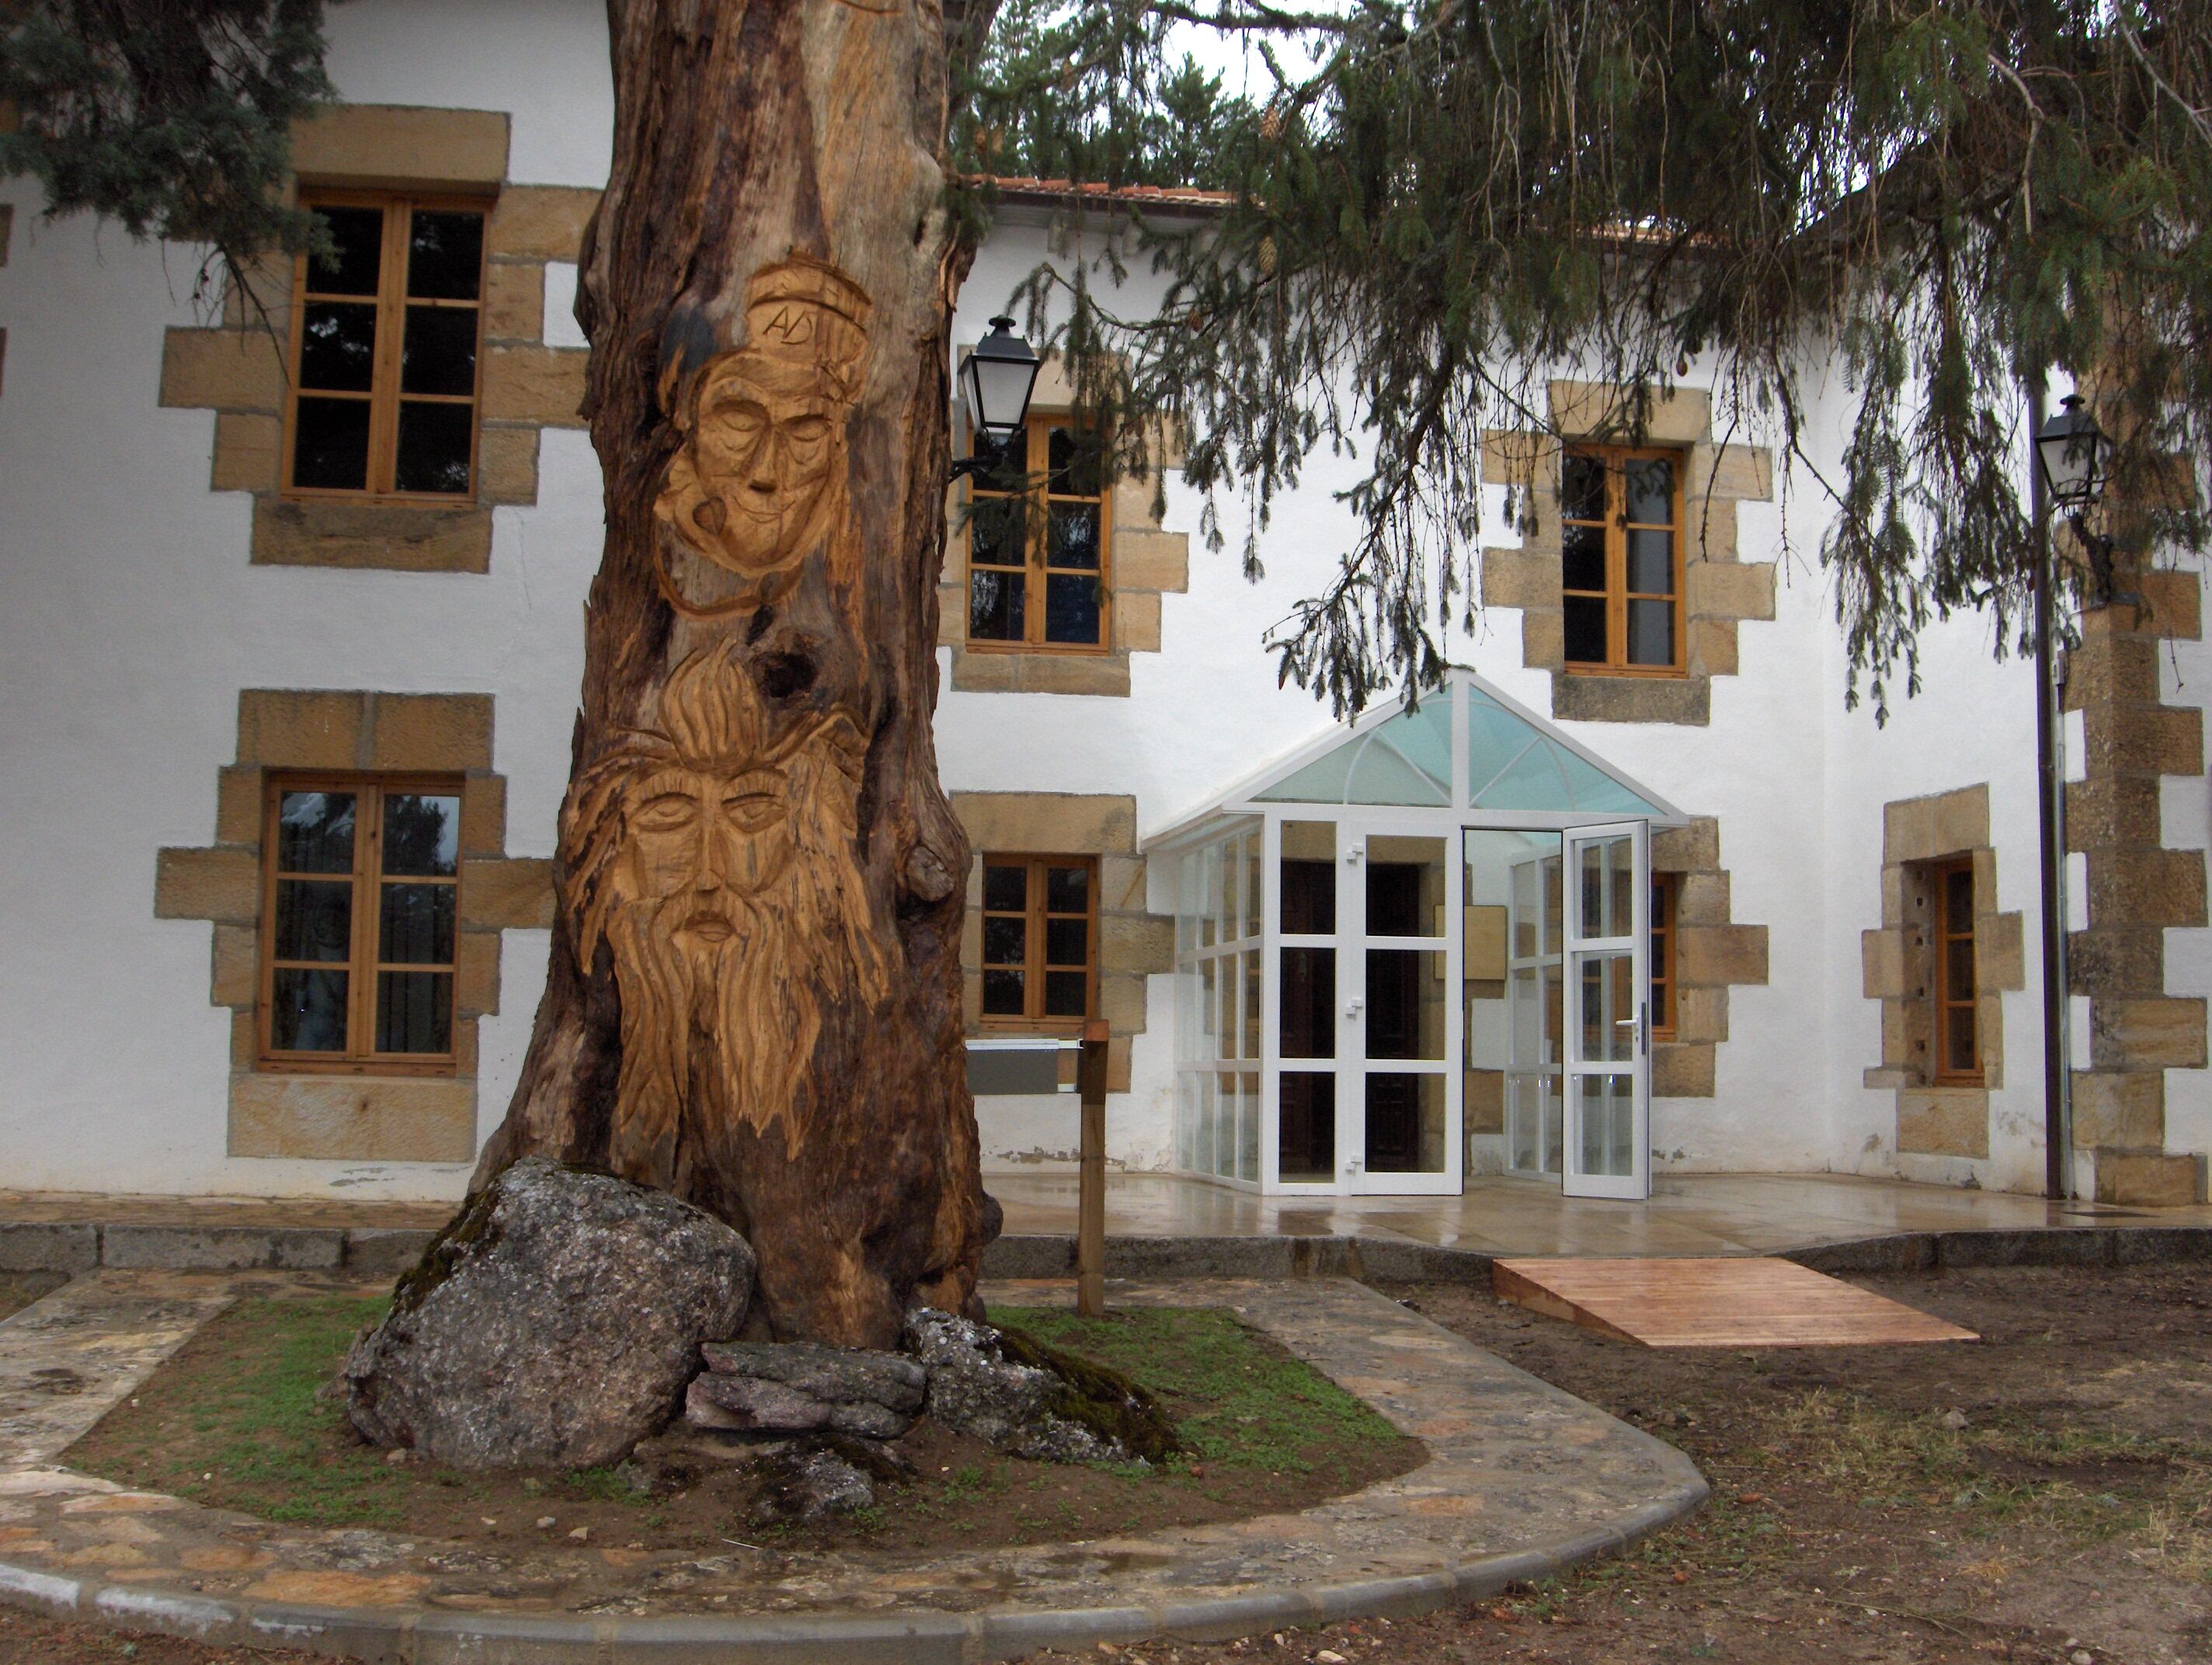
[
  {"xmin": 781, "ymin": 415, "xmax": 831, "ymax": 459},
  {"xmin": 721, "ymin": 401, "xmax": 771, "ymax": 440},
  {"xmin": 633, "ymin": 792, "xmax": 700, "ymax": 832},
  {"xmin": 722, "ymin": 793, "xmax": 785, "ymax": 834}
]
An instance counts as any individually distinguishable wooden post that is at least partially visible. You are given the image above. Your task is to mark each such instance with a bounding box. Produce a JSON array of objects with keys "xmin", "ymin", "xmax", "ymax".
[{"xmin": 1077, "ymin": 1018, "xmax": 1109, "ymax": 1318}]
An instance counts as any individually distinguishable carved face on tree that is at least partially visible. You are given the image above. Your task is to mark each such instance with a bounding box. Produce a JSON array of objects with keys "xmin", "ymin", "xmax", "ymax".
[
  {"xmin": 561, "ymin": 643, "xmax": 888, "ymax": 1179},
  {"xmin": 655, "ymin": 257, "xmax": 871, "ymax": 613}
]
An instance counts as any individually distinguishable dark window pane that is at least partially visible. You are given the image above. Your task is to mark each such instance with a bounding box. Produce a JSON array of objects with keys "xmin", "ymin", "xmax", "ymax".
[
  {"xmin": 1278, "ymin": 1071, "xmax": 1335, "ymax": 1180},
  {"xmin": 277, "ymin": 791, "xmax": 356, "ymax": 872},
  {"xmin": 1564, "ymin": 594, "xmax": 1609, "ymax": 663},
  {"xmin": 1561, "ymin": 454, "xmax": 1606, "ymax": 522},
  {"xmin": 407, "ymin": 210, "xmax": 484, "ymax": 301},
  {"xmin": 983, "ymin": 914, "xmax": 1026, "ymax": 965},
  {"xmin": 1279, "ymin": 946, "xmax": 1336, "ymax": 1058},
  {"xmin": 273, "ymin": 880, "xmax": 353, "ymax": 961},
  {"xmin": 1626, "ymin": 598, "xmax": 1674, "ymax": 666},
  {"xmin": 983, "ymin": 968, "xmax": 1025, "ymax": 1015},
  {"xmin": 271, "ymin": 968, "xmax": 349, "ymax": 1051},
  {"xmin": 969, "ymin": 494, "xmax": 1026, "ymax": 567},
  {"xmin": 1045, "ymin": 865, "xmax": 1090, "ymax": 913},
  {"xmin": 1945, "ymin": 1006, "xmax": 1977, "ymax": 1074},
  {"xmin": 299, "ymin": 301, "xmax": 378, "ymax": 391},
  {"xmin": 1281, "ymin": 858, "xmax": 1335, "ymax": 934},
  {"xmin": 292, "ymin": 398, "xmax": 371, "ymax": 490},
  {"xmin": 1562, "ymin": 523, "xmax": 1605, "ymax": 592},
  {"xmin": 394, "ymin": 400, "xmax": 473, "ymax": 495},
  {"xmin": 382, "ymin": 794, "xmax": 460, "ymax": 876},
  {"xmin": 377, "ymin": 969, "xmax": 453, "ymax": 1053},
  {"xmin": 1626, "ymin": 529, "xmax": 1674, "ymax": 594},
  {"xmin": 1045, "ymin": 916, "xmax": 1087, "ymax": 966},
  {"xmin": 1044, "ymin": 572, "xmax": 1102, "ymax": 644},
  {"xmin": 1046, "ymin": 425, "xmax": 1102, "ymax": 496},
  {"xmin": 969, "ymin": 569, "xmax": 1024, "ymax": 641},
  {"xmin": 402, "ymin": 305, "xmax": 478, "ymax": 395},
  {"xmin": 1367, "ymin": 862, "xmax": 1426, "ymax": 937},
  {"xmin": 1626, "ymin": 457, "xmax": 1674, "ymax": 523},
  {"xmin": 1044, "ymin": 970, "xmax": 1087, "ymax": 1017},
  {"xmin": 976, "ymin": 440, "xmax": 1026, "ymax": 494},
  {"xmin": 1946, "ymin": 870, "xmax": 1974, "ymax": 934},
  {"xmin": 308, "ymin": 206, "xmax": 384, "ymax": 296},
  {"xmin": 1048, "ymin": 503, "xmax": 1101, "ymax": 569},
  {"xmin": 1946, "ymin": 937, "xmax": 1976, "ymax": 1003},
  {"xmin": 380, "ymin": 883, "xmax": 456, "ymax": 966},
  {"xmin": 983, "ymin": 864, "xmax": 1028, "ymax": 912}
]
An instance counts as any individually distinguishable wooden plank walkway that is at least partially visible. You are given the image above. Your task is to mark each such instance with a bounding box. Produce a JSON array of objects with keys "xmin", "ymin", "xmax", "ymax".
[{"xmin": 1492, "ymin": 1256, "xmax": 1979, "ymax": 1347}]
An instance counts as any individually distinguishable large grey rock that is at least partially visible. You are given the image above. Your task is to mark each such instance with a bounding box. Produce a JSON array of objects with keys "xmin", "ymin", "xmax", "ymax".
[
  {"xmin": 686, "ymin": 1340, "xmax": 925, "ymax": 1438},
  {"xmin": 902, "ymin": 1308, "xmax": 1181, "ymax": 1465},
  {"xmin": 343, "ymin": 1157, "xmax": 753, "ymax": 1469}
]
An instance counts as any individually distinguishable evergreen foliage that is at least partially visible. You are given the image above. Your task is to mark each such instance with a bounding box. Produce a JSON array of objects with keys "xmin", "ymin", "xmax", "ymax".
[
  {"xmin": 958, "ymin": 2, "xmax": 2212, "ymax": 717},
  {"xmin": 0, "ymin": 0, "xmax": 333, "ymax": 299}
]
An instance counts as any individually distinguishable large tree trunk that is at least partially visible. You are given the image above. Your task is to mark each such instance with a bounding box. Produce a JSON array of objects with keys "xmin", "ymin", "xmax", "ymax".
[{"xmin": 471, "ymin": 0, "xmax": 985, "ymax": 1350}]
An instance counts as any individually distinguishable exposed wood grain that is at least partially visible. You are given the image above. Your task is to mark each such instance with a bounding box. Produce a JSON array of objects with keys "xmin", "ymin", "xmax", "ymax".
[
  {"xmin": 468, "ymin": 0, "xmax": 986, "ymax": 1350},
  {"xmin": 1492, "ymin": 1257, "xmax": 1980, "ymax": 1348}
]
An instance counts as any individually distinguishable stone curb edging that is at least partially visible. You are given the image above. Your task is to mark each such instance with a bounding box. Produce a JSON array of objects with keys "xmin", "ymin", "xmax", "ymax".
[
  {"xmin": 5, "ymin": 1219, "xmax": 2209, "ymax": 1282},
  {"xmin": 0, "ymin": 1478, "xmax": 1706, "ymax": 1663}
]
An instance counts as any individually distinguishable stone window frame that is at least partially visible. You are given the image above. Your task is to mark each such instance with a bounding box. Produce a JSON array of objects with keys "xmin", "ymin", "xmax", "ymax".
[
  {"xmin": 1481, "ymin": 382, "xmax": 1776, "ymax": 725},
  {"xmin": 1647, "ymin": 818, "xmax": 1770, "ymax": 1100},
  {"xmin": 1860, "ymin": 784, "xmax": 2026, "ymax": 1162},
  {"xmin": 155, "ymin": 690, "xmax": 554, "ymax": 1163},
  {"xmin": 941, "ymin": 357, "xmax": 1189, "ymax": 697},
  {"xmin": 953, "ymin": 794, "xmax": 1174, "ymax": 1092},
  {"xmin": 158, "ymin": 105, "xmax": 598, "ymax": 573}
]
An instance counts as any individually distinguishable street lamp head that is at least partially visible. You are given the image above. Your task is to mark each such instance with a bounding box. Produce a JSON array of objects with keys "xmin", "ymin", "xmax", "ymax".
[
  {"xmin": 2035, "ymin": 393, "xmax": 2107, "ymax": 511},
  {"xmin": 959, "ymin": 316, "xmax": 1042, "ymax": 450}
]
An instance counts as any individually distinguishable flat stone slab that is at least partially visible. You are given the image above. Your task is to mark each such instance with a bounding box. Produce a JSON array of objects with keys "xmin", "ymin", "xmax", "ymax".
[{"xmin": 0, "ymin": 1271, "xmax": 1706, "ymax": 1661}]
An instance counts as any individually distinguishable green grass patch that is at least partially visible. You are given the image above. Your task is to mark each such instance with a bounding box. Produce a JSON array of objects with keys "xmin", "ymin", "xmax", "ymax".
[
  {"xmin": 73, "ymin": 1292, "xmax": 433, "ymax": 1528},
  {"xmin": 995, "ymin": 1305, "xmax": 1403, "ymax": 1479}
]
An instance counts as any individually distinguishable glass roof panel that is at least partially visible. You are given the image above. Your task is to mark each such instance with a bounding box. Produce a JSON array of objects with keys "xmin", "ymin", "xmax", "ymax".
[
  {"xmin": 1230, "ymin": 673, "xmax": 1674, "ymax": 819},
  {"xmin": 1256, "ymin": 693, "xmax": 1450, "ymax": 805}
]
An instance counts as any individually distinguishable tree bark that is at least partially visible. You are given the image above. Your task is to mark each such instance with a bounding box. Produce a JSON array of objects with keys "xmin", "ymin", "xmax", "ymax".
[{"xmin": 471, "ymin": 0, "xmax": 985, "ymax": 1350}]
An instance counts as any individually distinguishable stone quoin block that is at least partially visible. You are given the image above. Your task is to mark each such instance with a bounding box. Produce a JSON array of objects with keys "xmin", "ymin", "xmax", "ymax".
[{"xmin": 290, "ymin": 103, "xmax": 510, "ymax": 187}]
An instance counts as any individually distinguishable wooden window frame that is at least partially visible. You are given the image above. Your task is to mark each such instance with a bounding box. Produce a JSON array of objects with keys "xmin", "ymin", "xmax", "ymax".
[
  {"xmin": 1561, "ymin": 443, "xmax": 1687, "ymax": 677},
  {"xmin": 281, "ymin": 189, "xmax": 492, "ymax": 505},
  {"xmin": 963, "ymin": 413, "xmax": 1114, "ymax": 655},
  {"xmin": 257, "ymin": 772, "xmax": 464, "ymax": 1076},
  {"xmin": 1930, "ymin": 856, "xmax": 1981, "ymax": 1086},
  {"xmin": 977, "ymin": 853, "xmax": 1101, "ymax": 1032},
  {"xmin": 1649, "ymin": 871, "xmax": 1678, "ymax": 1041}
]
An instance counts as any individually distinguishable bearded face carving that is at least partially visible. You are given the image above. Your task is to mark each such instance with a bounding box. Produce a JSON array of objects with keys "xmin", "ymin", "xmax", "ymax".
[
  {"xmin": 654, "ymin": 257, "xmax": 871, "ymax": 615},
  {"xmin": 560, "ymin": 643, "xmax": 888, "ymax": 1183}
]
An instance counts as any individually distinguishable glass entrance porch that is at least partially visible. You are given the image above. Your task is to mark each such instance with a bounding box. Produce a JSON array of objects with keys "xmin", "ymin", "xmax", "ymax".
[{"xmin": 1157, "ymin": 673, "xmax": 1682, "ymax": 1199}]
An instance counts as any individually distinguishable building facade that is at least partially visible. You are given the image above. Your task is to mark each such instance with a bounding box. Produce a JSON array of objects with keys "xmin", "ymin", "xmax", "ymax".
[{"xmin": 1, "ymin": 0, "xmax": 2206, "ymax": 1208}]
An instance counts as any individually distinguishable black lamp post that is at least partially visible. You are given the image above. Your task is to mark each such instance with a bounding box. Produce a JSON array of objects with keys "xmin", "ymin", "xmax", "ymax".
[
  {"xmin": 2035, "ymin": 392, "xmax": 2121, "ymax": 602},
  {"xmin": 951, "ymin": 315, "xmax": 1042, "ymax": 481}
]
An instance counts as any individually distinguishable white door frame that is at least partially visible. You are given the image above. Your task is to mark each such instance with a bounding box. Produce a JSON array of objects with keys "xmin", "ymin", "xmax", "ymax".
[
  {"xmin": 1340, "ymin": 816, "xmax": 1463, "ymax": 1196},
  {"xmin": 1561, "ymin": 819, "xmax": 1651, "ymax": 1199}
]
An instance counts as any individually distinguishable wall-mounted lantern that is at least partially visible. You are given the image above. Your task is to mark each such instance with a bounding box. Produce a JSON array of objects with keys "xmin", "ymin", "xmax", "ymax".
[{"xmin": 951, "ymin": 315, "xmax": 1042, "ymax": 481}]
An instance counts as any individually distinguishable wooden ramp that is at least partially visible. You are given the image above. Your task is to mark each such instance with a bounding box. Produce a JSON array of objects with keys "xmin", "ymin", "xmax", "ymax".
[{"xmin": 1493, "ymin": 1257, "xmax": 1977, "ymax": 1347}]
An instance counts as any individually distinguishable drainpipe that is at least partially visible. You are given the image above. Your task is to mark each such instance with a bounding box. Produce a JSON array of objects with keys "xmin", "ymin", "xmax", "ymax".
[{"xmin": 2029, "ymin": 374, "xmax": 2075, "ymax": 1199}]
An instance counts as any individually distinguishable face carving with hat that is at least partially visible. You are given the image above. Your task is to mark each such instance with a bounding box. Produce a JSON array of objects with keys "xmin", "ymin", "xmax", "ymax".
[{"xmin": 655, "ymin": 257, "xmax": 872, "ymax": 613}]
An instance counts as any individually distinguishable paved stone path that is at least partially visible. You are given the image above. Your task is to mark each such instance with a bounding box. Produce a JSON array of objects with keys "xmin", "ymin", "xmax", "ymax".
[{"xmin": 0, "ymin": 1271, "xmax": 1704, "ymax": 1661}]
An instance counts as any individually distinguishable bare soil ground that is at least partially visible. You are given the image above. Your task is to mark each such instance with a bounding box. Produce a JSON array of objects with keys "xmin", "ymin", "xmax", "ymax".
[
  {"xmin": 1016, "ymin": 1261, "xmax": 2212, "ymax": 1665},
  {"xmin": 3, "ymin": 1261, "xmax": 2207, "ymax": 1664}
]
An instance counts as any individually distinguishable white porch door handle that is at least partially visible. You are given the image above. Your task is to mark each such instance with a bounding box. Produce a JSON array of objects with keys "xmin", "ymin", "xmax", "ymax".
[{"xmin": 1344, "ymin": 996, "xmax": 1365, "ymax": 1017}]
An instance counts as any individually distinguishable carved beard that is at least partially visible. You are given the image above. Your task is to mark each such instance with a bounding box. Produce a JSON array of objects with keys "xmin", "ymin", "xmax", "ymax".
[{"xmin": 598, "ymin": 815, "xmax": 884, "ymax": 1187}]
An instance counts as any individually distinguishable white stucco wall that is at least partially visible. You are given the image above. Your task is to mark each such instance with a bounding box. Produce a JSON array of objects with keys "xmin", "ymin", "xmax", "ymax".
[{"xmin": 0, "ymin": 0, "xmax": 2197, "ymax": 1202}]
